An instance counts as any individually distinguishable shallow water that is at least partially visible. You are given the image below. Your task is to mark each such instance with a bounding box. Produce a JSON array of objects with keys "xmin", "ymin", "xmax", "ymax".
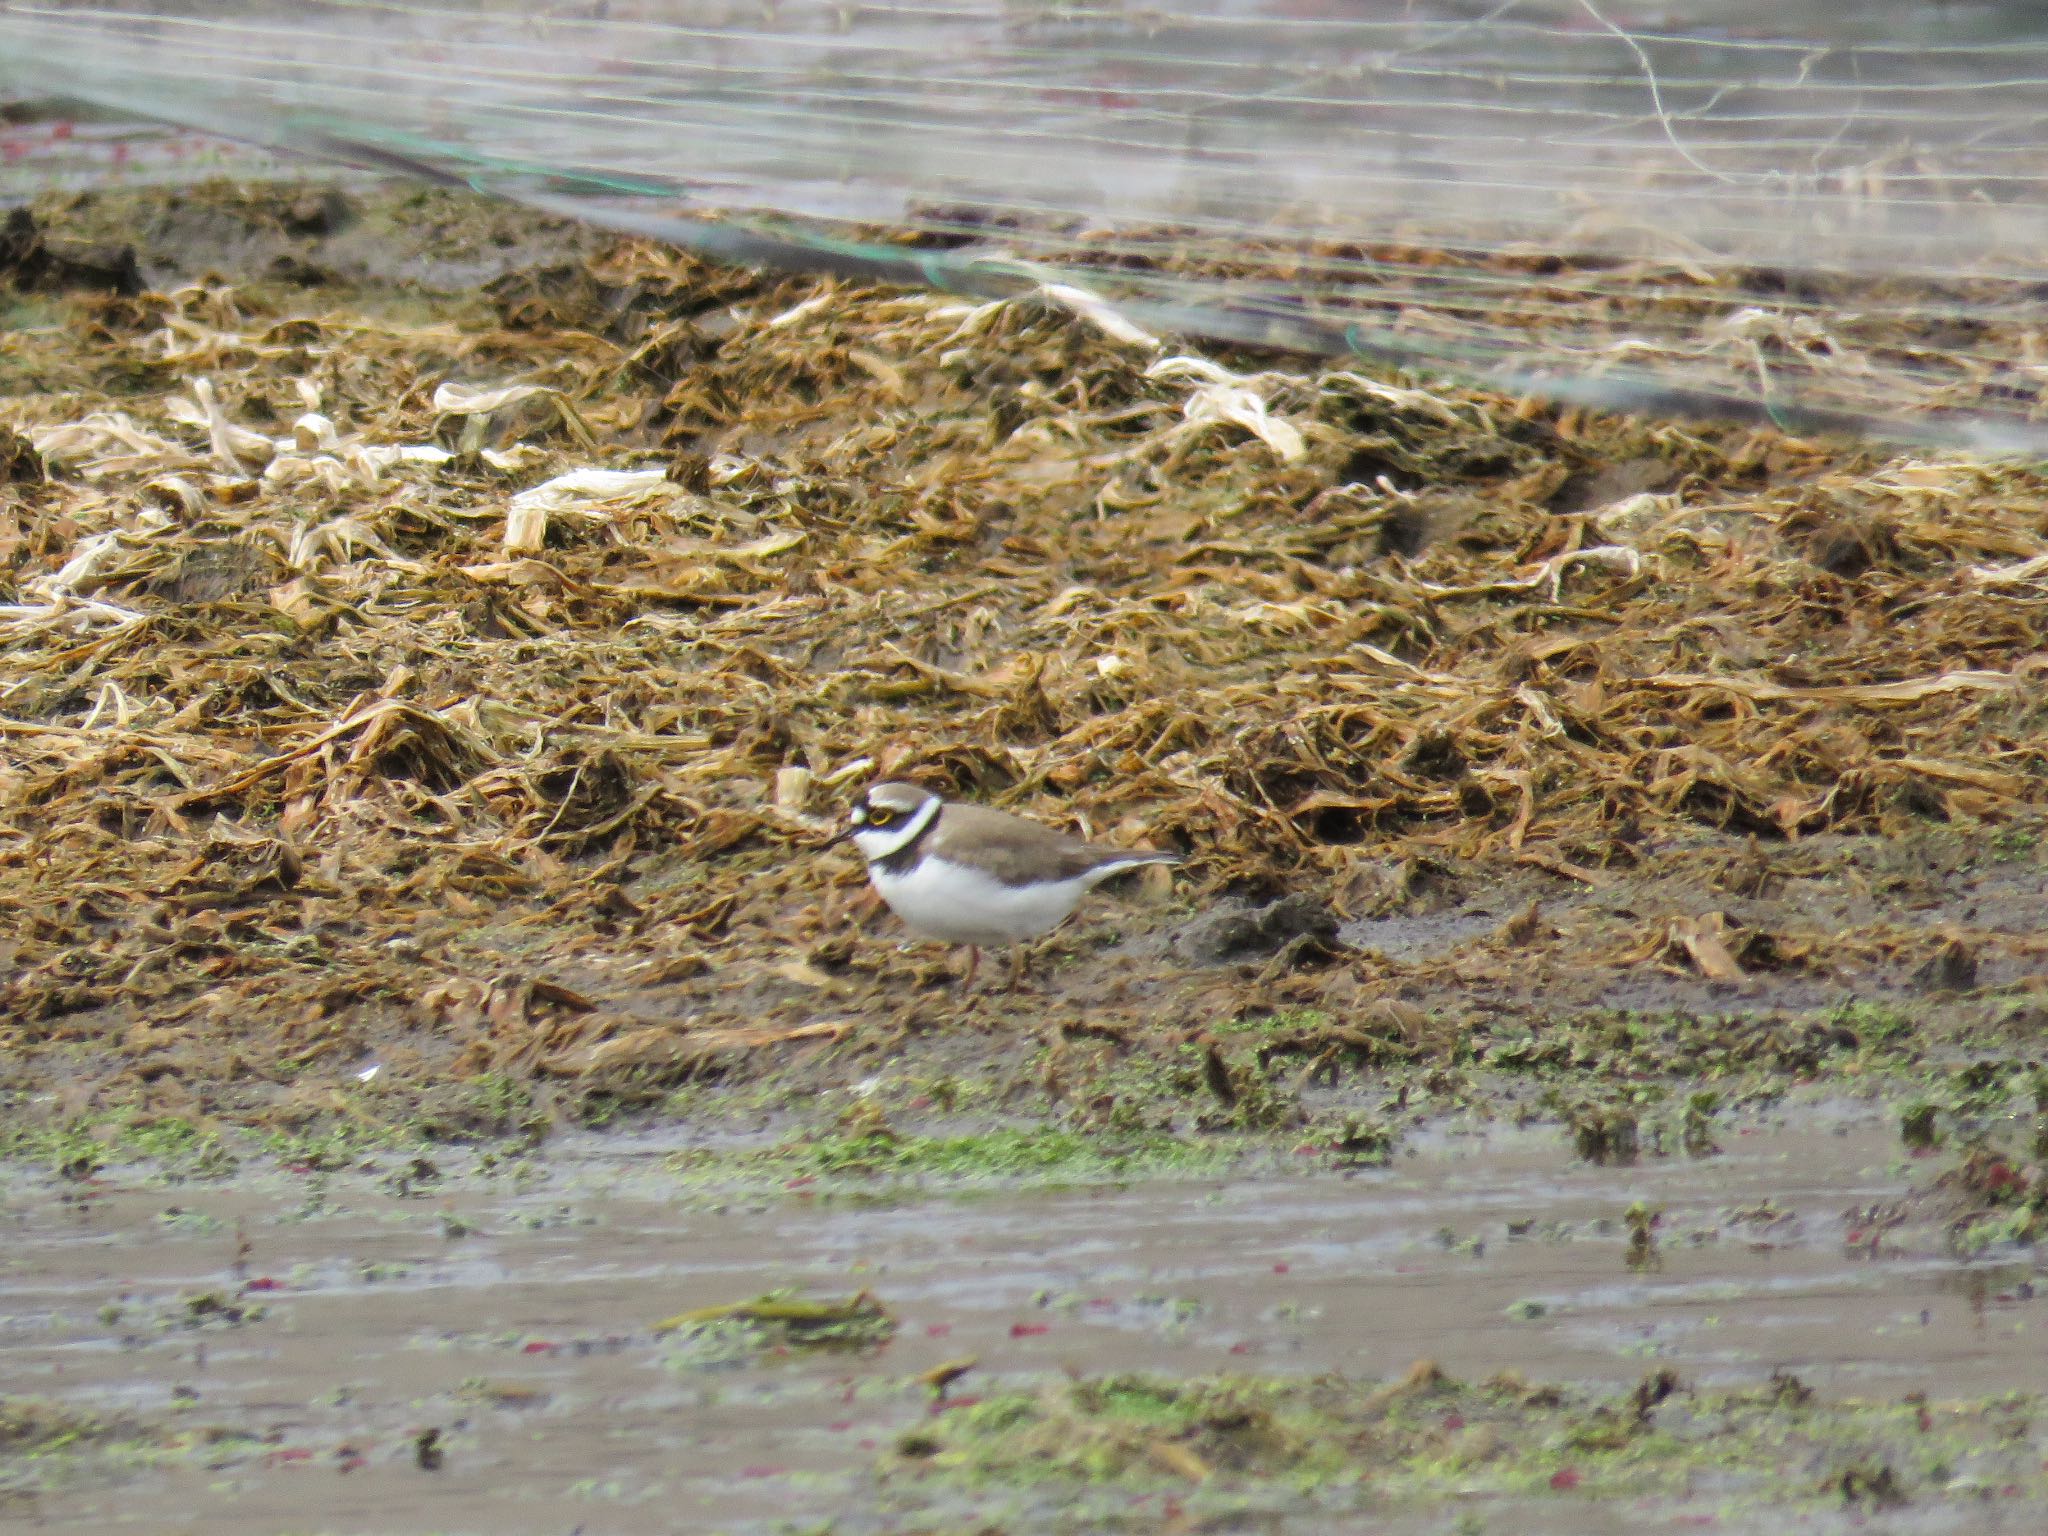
[{"xmin": 3, "ymin": 1103, "xmax": 2041, "ymax": 1533}]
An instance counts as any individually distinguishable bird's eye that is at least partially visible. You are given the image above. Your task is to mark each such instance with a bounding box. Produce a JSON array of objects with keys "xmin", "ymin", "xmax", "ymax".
[{"xmin": 867, "ymin": 807, "xmax": 896, "ymax": 827}]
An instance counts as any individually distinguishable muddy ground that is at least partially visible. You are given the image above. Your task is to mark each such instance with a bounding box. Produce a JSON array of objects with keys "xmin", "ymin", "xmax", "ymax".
[
  {"xmin": 3, "ymin": 181, "xmax": 2047, "ymax": 1530},
  {"xmin": 6, "ymin": 1104, "xmax": 2047, "ymax": 1535}
]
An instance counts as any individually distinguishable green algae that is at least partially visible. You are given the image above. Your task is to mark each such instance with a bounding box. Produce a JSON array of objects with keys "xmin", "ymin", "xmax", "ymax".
[
  {"xmin": 0, "ymin": 1400, "xmax": 108, "ymax": 1456},
  {"xmin": 673, "ymin": 1124, "xmax": 1251, "ymax": 1193},
  {"xmin": 897, "ymin": 1363, "xmax": 2048, "ymax": 1520},
  {"xmin": 654, "ymin": 1287, "xmax": 898, "ymax": 1368}
]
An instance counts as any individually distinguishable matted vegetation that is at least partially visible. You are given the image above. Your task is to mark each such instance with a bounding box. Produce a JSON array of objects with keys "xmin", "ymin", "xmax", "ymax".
[
  {"xmin": 2, "ymin": 182, "xmax": 2046, "ymax": 1156},
  {"xmin": 894, "ymin": 1360, "xmax": 2048, "ymax": 1523}
]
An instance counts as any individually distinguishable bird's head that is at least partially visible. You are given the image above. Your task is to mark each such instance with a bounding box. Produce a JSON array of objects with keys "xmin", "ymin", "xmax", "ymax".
[{"xmin": 837, "ymin": 780, "xmax": 942, "ymax": 862}]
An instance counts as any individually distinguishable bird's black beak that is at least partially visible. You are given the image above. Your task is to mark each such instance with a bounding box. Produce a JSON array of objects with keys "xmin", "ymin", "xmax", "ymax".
[{"xmin": 823, "ymin": 826, "xmax": 854, "ymax": 850}]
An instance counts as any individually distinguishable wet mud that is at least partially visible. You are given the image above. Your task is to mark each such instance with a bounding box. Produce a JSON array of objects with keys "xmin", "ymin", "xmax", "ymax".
[{"xmin": 5, "ymin": 1102, "xmax": 2044, "ymax": 1531}]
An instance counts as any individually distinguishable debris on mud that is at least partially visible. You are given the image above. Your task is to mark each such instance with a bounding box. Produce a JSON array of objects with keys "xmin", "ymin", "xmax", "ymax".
[
  {"xmin": 0, "ymin": 206, "xmax": 141, "ymax": 295},
  {"xmin": 654, "ymin": 1288, "xmax": 896, "ymax": 1352},
  {"xmin": 900, "ymin": 1362, "xmax": 2048, "ymax": 1519},
  {"xmin": 0, "ymin": 1397, "xmax": 114, "ymax": 1453},
  {"xmin": 1848, "ymin": 1057, "xmax": 2048, "ymax": 1259},
  {"xmin": 1174, "ymin": 893, "xmax": 1342, "ymax": 966}
]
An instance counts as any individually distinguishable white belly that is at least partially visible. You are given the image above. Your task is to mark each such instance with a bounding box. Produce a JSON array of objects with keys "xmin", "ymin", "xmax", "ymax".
[{"xmin": 871, "ymin": 856, "xmax": 1088, "ymax": 946}]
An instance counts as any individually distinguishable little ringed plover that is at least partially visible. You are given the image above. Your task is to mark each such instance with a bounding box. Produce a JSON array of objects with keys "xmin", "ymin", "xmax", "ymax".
[{"xmin": 836, "ymin": 780, "xmax": 1178, "ymax": 987}]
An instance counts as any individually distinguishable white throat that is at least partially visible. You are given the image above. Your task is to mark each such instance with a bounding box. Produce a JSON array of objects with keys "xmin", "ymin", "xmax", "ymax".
[{"xmin": 851, "ymin": 796, "xmax": 941, "ymax": 863}]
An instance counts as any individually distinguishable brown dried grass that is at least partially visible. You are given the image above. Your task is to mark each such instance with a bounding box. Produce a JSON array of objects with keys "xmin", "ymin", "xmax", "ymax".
[{"xmin": 3, "ymin": 188, "xmax": 2046, "ymax": 1119}]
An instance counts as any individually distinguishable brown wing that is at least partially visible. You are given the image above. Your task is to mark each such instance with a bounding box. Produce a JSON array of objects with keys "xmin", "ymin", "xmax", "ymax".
[{"xmin": 931, "ymin": 803, "xmax": 1160, "ymax": 888}]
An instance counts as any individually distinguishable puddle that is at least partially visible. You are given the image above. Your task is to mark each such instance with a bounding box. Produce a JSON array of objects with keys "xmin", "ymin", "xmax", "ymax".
[{"xmin": 3, "ymin": 1104, "xmax": 2042, "ymax": 1532}]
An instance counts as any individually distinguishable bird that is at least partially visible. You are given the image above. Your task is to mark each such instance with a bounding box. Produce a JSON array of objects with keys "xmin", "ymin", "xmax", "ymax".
[{"xmin": 834, "ymin": 780, "xmax": 1179, "ymax": 988}]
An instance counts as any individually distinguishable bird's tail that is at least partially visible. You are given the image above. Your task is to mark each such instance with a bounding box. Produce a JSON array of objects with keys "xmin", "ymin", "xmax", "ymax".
[{"xmin": 1085, "ymin": 851, "xmax": 1180, "ymax": 886}]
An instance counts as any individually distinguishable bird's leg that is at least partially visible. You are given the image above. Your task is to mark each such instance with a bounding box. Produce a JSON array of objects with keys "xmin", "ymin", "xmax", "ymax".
[
  {"xmin": 1005, "ymin": 945, "xmax": 1029, "ymax": 992},
  {"xmin": 961, "ymin": 945, "xmax": 980, "ymax": 990}
]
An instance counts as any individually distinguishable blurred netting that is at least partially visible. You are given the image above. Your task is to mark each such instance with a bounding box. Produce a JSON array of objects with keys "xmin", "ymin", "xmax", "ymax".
[{"xmin": 7, "ymin": 1, "xmax": 2048, "ymax": 450}]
